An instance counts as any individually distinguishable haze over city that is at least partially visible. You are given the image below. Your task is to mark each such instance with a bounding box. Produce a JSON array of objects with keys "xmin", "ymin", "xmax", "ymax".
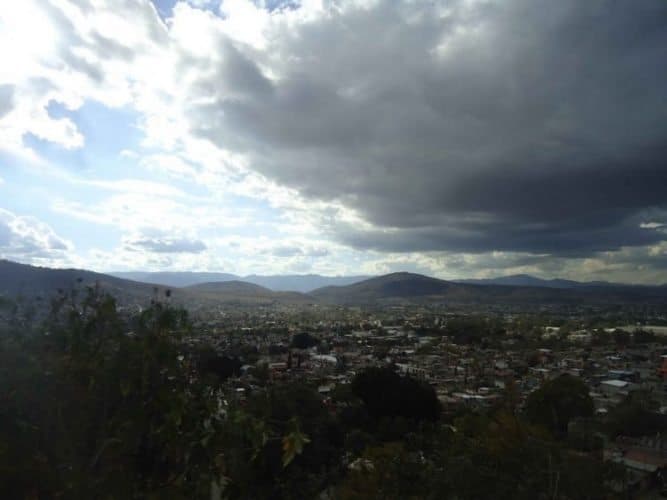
[{"xmin": 1, "ymin": 0, "xmax": 666, "ymax": 283}]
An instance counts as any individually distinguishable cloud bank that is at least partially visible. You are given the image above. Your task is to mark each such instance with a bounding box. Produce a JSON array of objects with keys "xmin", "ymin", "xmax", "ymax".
[
  {"xmin": 1, "ymin": 0, "xmax": 666, "ymax": 281},
  {"xmin": 0, "ymin": 208, "xmax": 72, "ymax": 263}
]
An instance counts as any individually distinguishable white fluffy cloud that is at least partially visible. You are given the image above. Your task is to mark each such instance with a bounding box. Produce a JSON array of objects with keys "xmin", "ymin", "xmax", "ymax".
[{"xmin": 0, "ymin": 208, "xmax": 73, "ymax": 263}]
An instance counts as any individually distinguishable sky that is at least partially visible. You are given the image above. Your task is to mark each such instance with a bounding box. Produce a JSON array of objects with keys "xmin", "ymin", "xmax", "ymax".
[{"xmin": 0, "ymin": 0, "xmax": 666, "ymax": 283}]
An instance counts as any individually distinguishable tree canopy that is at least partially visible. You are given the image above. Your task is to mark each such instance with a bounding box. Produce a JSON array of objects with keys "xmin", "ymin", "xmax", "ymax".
[
  {"xmin": 351, "ymin": 366, "xmax": 441, "ymax": 422},
  {"xmin": 524, "ymin": 374, "xmax": 594, "ymax": 436},
  {"xmin": 290, "ymin": 331, "xmax": 319, "ymax": 349}
]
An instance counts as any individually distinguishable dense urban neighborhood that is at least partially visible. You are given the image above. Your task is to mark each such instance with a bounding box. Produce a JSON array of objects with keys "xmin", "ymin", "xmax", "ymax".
[{"xmin": 191, "ymin": 302, "xmax": 667, "ymax": 493}]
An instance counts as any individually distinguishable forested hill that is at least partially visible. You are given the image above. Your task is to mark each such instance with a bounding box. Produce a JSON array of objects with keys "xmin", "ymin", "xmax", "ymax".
[
  {"xmin": 311, "ymin": 271, "xmax": 667, "ymax": 305},
  {"xmin": 0, "ymin": 259, "xmax": 168, "ymax": 302},
  {"xmin": 0, "ymin": 260, "xmax": 313, "ymax": 307}
]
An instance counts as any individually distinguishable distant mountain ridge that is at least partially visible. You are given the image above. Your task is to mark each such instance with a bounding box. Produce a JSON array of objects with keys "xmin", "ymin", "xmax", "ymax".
[
  {"xmin": 112, "ymin": 271, "xmax": 239, "ymax": 288},
  {"xmin": 113, "ymin": 270, "xmax": 666, "ymax": 293},
  {"xmin": 3, "ymin": 260, "xmax": 667, "ymax": 308},
  {"xmin": 312, "ymin": 272, "xmax": 454, "ymax": 301},
  {"xmin": 311, "ymin": 271, "xmax": 667, "ymax": 305},
  {"xmin": 454, "ymin": 273, "xmax": 652, "ymax": 289},
  {"xmin": 0, "ymin": 259, "xmax": 171, "ymax": 305},
  {"xmin": 0, "ymin": 260, "xmax": 312, "ymax": 307},
  {"xmin": 184, "ymin": 280, "xmax": 314, "ymax": 304},
  {"xmin": 111, "ymin": 271, "xmax": 370, "ymax": 292},
  {"xmin": 185, "ymin": 280, "xmax": 271, "ymax": 295},
  {"xmin": 311, "ymin": 272, "xmax": 553, "ymax": 304}
]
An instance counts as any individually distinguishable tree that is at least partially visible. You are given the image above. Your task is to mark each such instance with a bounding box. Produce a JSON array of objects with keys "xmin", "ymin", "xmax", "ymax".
[
  {"xmin": 524, "ymin": 374, "xmax": 594, "ymax": 436},
  {"xmin": 193, "ymin": 345, "xmax": 242, "ymax": 381},
  {"xmin": 351, "ymin": 367, "xmax": 441, "ymax": 422},
  {"xmin": 0, "ymin": 289, "xmax": 228, "ymax": 498},
  {"xmin": 632, "ymin": 329, "xmax": 656, "ymax": 344},
  {"xmin": 338, "ymin": 442, "xmax": 430, "ymax": 500},
  {"xmin": 613, "ymin": 330, "xmax": 631, "ymax": 346},
  {"xmin": 230, "ymin": 383, "xmax": 344, "ymax": 499},
  {"xmin": 437, "ymin": 409, "xmax": 615, "ymax": 500},
  {"xmin": 605, "ymin": 390, "xmax": 666, "ymax": 437},
  {"xmin": 290, "ymin": 332, "xmax": 319, "ymax": 349}
]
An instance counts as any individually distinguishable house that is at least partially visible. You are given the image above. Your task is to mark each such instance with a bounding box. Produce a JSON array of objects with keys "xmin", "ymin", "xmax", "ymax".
[
  {"xmin": 396, "ymin": 363, "xmax": 429, "ymax": 380},
  {"xmin": 606, "ymin": 435, "xmax": 667, "ymax": 495},
  {"xmin": 600, "ymin": 379, "xmax": 631, "ymax": 396},
  {"xmin": 658, "ymin": 355, "xmax": 667, "ymax": 378}
]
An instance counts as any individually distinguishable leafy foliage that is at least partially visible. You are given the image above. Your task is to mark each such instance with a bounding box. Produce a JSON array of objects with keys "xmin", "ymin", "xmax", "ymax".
[
  {"xmin": 196, "ymin": 381, "xmax": 341, "ymax": 499},
  {"xmin": 0, "ymin": 288, "xmax": 225, "ymax": 498},
  {"xmin": 351, "ymin": 366, "xmax": 441, "ymax": 422},
  {"xmin": 290, "ymin": 331, "xmax": 319, "ymax": 349},
  {"xmin": 0, "ymin": 288, "xmax": 318, "ymax": 499},
  {"xmin": 525, "ymin": 374, "xmax": 594, "ymax": 436},
  {"xmin": 194, "ymin": 346, "xmax": 243, "ymax": 382},
  {"xmin": 605, "ymin": 390, "xmax": 667, "ymax": 437}
]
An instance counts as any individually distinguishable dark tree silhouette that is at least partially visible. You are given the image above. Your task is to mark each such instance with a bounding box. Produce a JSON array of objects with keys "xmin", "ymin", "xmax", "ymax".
[
  {"xmin": 290, "ymin": 332, "xmax": 319, "ymax": 349},
  {"xmin": 525, "ymin": 374, "xmax": 594, "ymax": 436},
  {"xmin": 351, "ymin": 366, "xmax": 440, "ymax": 422}
]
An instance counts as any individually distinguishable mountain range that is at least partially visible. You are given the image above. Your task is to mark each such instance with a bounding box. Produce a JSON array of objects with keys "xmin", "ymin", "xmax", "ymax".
[
  {"xmin": 0, "ymin": 259, "xmax": 168, "ymax": 303},
  {"xmin": 2, "ymin": 260, "xmax": 667, "ymax": 308},
  {"xmin": 113, "ymin": 270, "xmax": 665, "ymax": 292},
  {"xmin": 454, "ymin": 274, "xmax": 638, "ymax": 289},
  {"xmin": 111, "ymin": 271, "xmax": 369, "ymax": 293},
  {"xmin": 0, "ymin": 260, "xmax": 310, "ymax": 307},
  {"xmin": 312, "ymin": 272, "xmax": 667, "ymax": 305}
]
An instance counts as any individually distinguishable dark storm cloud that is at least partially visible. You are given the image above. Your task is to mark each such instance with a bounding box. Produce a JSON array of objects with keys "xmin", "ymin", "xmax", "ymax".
[
  {"xmin": 333, "ymin": 216, "xmax": 663, "ymax": 256},
  {"xmin": 185, "ymin": 0, "xmax": 667, "ymax": 256}
]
